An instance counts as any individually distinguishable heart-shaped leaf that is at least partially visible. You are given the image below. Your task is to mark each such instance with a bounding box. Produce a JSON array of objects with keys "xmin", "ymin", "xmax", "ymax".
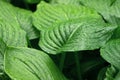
[
  {"xmin": 33, "ymin": 2, "xmax": 116, "ymax": 54},
  {"xmin": 4, "ymin": 47, "xmax": 67, "ymax": 80}
]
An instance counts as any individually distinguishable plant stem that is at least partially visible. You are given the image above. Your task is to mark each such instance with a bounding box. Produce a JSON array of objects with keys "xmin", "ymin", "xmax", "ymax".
[
  {"xmin": 59, "ymin": 53, "xmax": 66, "ymax": 71},
  {"xmin": 74, "ymin": 52, "xmax": 83, "ymax": 80}
]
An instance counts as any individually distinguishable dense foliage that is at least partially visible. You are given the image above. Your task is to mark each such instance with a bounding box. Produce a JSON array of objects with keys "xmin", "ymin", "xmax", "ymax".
[{"xmin": 0, "ymin": 0, "xmax": 120, "ymax": 80}]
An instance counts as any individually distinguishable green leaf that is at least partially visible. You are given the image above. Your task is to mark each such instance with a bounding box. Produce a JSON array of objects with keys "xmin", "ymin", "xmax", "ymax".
[
  {"xmin": 110, "ymin": 0, "xmax": 120, "ymax": 18},
  {"xmin": 79, "ymin": 0, "xmax": 112, "ymax": 21},
  {"xmin": 0, "ymin": 12, "xmax": 28, "ymax": 76},
  {"xmin": 79, "ymin": 0, "xmax": 120, "ymax": 22},
  {"xmin": 33, "ymin": 1, "xmax": 102, "ymax": 31},
  {"xmin": 109, "ymin": 0, "xmax": 120, "ymax": 39},
  {"xmin": 16, "ymin": 8, "xmax": 40, "ymax": 39},
  {"xmin": 0, "ymin": 1, "xmax": 39, "ymax": 40},
  {"xmin": 33, "ymin": 2, "xmax": 116, "ymax": 54},
  {"xmin": 76, "ymin": 0, "xmax": 120, "ymax": 40},
  {"xmin": 50, "ymin": 0, "xmax": 80, "ymax": 5},
  {"xmin": 4, "ymin": 47, "xmax": 67, "ymax": 80},
  {"xmin": 100, "ymin": 39, "xmax": 120, "ymax": 69},
  {"xmin": 40, "ymin": 18, "xmax": 117, "ymax": 54},
  {"xmin": 0, "ymin": 20, "xmax": 27, "ymax": 47},
  {"xmin": 104, "ymin": 66, "xmax": 120, "ymax": 80}
]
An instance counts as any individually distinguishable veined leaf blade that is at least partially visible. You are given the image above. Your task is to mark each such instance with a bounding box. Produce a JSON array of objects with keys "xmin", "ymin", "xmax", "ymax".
[
  {"xmin": 79, "ymin": 0, "xmax": 120, "ymax": 40},
  {"xmin": 79, "ymin": 0, "xmax": 112, "ymax": 22},
  {"xmin": 4, "ymin": 47, "xmax": 67, "ymax": 80},
  {"xmin": 100, "ymin": 39, "xmax": 120, "ymax": 69},
  {"xmin": 50, "ymin": 0, "xmax": 80, "ymax": 5},
  {"xmin": 40, "ymin": 18, "xmax": 117, "ymax": 54},
  {"xmin": 0, "ymin": 20, "xmax": 27, "ymax": 47},
  {"xmin": 0, "ymin": 1, "xmax": 39, "ymax": 40},
  {"xmin": 33, "ymin": 1, "xmax": 102, "ymax": 31}
]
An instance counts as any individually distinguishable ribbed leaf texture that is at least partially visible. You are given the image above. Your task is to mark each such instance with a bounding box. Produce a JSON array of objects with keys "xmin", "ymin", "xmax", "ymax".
[
  {"xmin": 0, "ymin": 20, "xmax": 27, "ymax": 47},
  {"xmin": 79, "ymin": 0, "xmax": 112, "ymax": 21},
  {"xmin": 4, "ymin": 47, "xmax": 67, "ymax": 80},
  {"xmin": 79, "ymin": 0, "xmax": 119, "ymax": 22},
  {"xmin": 0, "ymin": 1, "xmax": 39, "ymax": 39},
  {"xmin": 110, "ymin": 0, "xmax": 120, "ymax": 18},
  {"xmin": 50, "ymin": 0, "xmax": 80, "ymax": 5},
  {"xmin": 33, "ymin": 2, "xmax": 117, "ymax": 54},
  {"xmin": 40, "ymin": 18, "xmax": 117, "ymax": 54},
  {"xmin": 15, "ymin": 8, "xmax": 39, "ymax": 39},
  {"xmin": 79, "ymin": 0, "xmax": 120, "ymax": 39},
  {"xmin": 100, "ymin": 39, "xmax": 120, "ymax": 69},
  {"xmin": 79, "ymin": 0, "xmax": 120, "ymax": 23},
  {"xmin": 33, "ymin": 2, "xmax": 102, "ymax": 31}
]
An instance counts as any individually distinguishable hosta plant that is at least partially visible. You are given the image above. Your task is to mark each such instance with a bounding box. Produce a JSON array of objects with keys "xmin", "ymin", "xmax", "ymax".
[{"xmin": 0, "ymin": 0, "xmax": 120, "ymax": 80}]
